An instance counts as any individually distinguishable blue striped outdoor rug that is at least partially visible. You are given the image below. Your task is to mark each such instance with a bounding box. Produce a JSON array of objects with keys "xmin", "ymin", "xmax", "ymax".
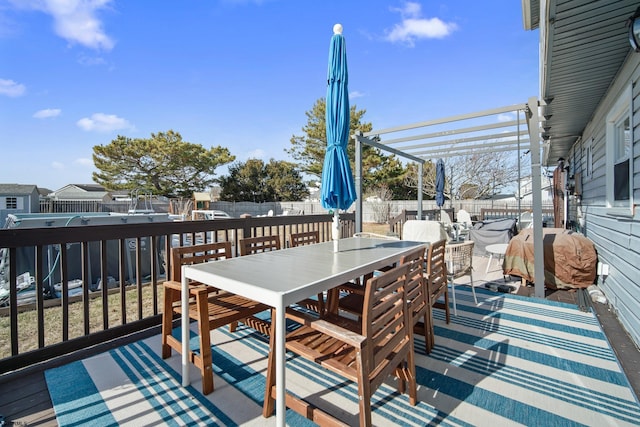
[{"xmin": 45, "ymin": 288, "xmax": 640, "ymax": 426}]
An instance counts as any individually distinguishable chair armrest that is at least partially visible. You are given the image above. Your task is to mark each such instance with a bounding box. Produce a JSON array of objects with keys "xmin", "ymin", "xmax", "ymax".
[
  {"xmin": 163, "ymin": 280, "xmax": 182, "ymax": 291},
  {"xmin": 163, "ymin": 280, "xmax": 212, "ymax": 297},
  {"xmin": 308, "ymin": 317, "xmax": 366, "ymax": 347},
  {"xmin": 286, "ymin": 308, "xmax": 365, "ymax": 347}
]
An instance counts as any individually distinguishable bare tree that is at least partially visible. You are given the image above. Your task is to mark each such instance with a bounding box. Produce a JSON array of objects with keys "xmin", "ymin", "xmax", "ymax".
[
  {"xmin": 364, "ymin": 185, "xmax": 393, "ymax": 223},
  {"xmin": 404, "ymin": 151, "xmax": 522, "ymax": 200}
]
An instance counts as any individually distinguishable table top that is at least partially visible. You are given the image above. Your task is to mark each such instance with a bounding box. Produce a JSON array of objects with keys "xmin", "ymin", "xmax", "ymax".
[
  {"xmin": 182, "ymin": 237, "xmax": 426, "ymax": 308},
  {"xmin": 485, "ymin": 243, "xmax": 509, "ymax": 254}
]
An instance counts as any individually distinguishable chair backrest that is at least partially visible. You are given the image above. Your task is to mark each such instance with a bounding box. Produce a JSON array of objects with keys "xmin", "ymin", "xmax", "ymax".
[
  {"xmin": 239, "ymin": 235, "xmax": 281, "ymax": 256},
  {"xmin": 445, "ymin": 240, "xmax": 474, "ymax": 279},
  {"xmin": 170, "ymin": 241, "xmax": 232, "ymax": 282},
  {"xmin": 400, "ymin": 245, "xmax": 427, "ymax": 325},
  {"xmin": 426, "ymin": 239, "xmax": 448, "ymax": 301},
  {"xmin": 361, "ymin": 262, "xmax": 412, "ymax": 389},
  {"xmin": 457, "ymin": 209, "xmax": 473, "ymax": 227},
  {"xmin": 440, "ymin": 210, "xmax": 452, "ymax": 225},
  {"xmin": 518, "ymin": 211, "xmax": 533, "ymax": 229},
  {"xmin": 289, "ymin": 230, "xmax": 319, "ymax": 247},
  {"xmin": 402, "ymin": 220, "xmax": 448, "ymax": 243}
]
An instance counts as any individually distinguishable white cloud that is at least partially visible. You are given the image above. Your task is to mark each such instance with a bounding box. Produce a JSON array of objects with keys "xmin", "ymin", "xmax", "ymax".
[
  {"xmin": 33, "ymin": 108, "xmax": 61, "ymax": 118},
  {"xmin": 75, "ymin": 158, "xmax": 93, "ymax": 166},
  {"xmin": 386, "ymin": 2, "xmax": 457, "ymax": 47},
  {"xmin": 78, "ymin": 54, "xmax": 107, "ymax": 66},
  {"xmin": 77, "ymin": 113, "xmax": 132, "ymax": 132},
  {"xmin": 51, "ymin": 161, "xmax": 65, "ymax": 170},
  {"xmin": 11, "ymin": 0, "xmax": 115, "ymax": 50},
  {"xmin": 349, "ymin": 91, "xmax": 365, "ymax": 100},
  {"xmin": 497, "ymin": 113, "xmax": 514, "ymax": 122},
  {"xmin": 0, "ymin": 78, "xmax": 26, "ymax": 97}
]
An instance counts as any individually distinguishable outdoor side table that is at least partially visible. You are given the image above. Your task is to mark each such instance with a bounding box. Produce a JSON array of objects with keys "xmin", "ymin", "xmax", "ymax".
[{"xmin": 485, "ymin": 243, "xmax": 509, "ymax": 274}]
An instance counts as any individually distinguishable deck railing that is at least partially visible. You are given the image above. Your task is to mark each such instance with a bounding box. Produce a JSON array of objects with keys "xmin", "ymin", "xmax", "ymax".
[
  {"xmin": 0, "ymin": 213, "xmax": 354, "ymax": 374},
  {"xmin": 388, "ymin": 209, "xmax": 455, "ymax": 238}
]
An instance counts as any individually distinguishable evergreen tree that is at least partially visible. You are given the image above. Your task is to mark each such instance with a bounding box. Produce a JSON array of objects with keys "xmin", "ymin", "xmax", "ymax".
[{"xmin": 92, "ymin": 130, "xmax": 234, "ymax": 198}]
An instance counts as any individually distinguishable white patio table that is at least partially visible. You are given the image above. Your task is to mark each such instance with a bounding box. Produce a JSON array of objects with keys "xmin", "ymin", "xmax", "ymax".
[{"xmin": 181, "ymin": 236, "xmax": 425, "ymax": 427}]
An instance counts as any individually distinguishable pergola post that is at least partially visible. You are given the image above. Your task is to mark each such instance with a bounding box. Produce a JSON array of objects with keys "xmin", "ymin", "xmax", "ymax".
[
  {"xmin": 527, "ymin": 96, "xmax": 546, "ymax": 299},
  {"xmin": 354, "ymin": 133, "xmax": 363, "ymax": 233}
]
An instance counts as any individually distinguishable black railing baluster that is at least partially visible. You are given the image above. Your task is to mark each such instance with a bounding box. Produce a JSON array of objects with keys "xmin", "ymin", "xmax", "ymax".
[
  {"xmin": 136, "ymin": 237, "xmax": 143, "ymax": 321},
  {"xmin": 100, "ymin": 240, "xmax": 108, "ymax": 330},
  {"xmin": 82, "ymin": 241, "xmax": 90, "ymax": 336},
  {"xmin": 119, "ymin": 238, "xmax": 126, "ymax": 325},
  {"xmin": 35, "ymin": 245, "xmax": 45, "ymax": 349},
  {"xmin": 150, "ymin": 236, "xmax": 158, "ymax": 316},
  {"xmin": 60, "ymin": 243, "xmax": 69, "ymax": 342}
]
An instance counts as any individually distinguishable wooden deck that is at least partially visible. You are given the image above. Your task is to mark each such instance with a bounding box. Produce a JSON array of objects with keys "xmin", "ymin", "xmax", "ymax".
[{"xmin": 1, "ymin": 254, "xmax": 638, "ymax": 426}]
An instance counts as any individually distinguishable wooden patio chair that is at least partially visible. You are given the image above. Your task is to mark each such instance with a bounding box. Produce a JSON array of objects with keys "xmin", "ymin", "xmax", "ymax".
[
  {"xmin": 289, "ymin": 231, "xmax": 325, "ymax": 314},
  {"xmin": 331, "ymin": 232, "xmax": 401, "ymax": 316},
  {"xmin": 425, "ymin": 238, "xmax": 449, "ymax": 353},
  {"xmin": 399, "ymin": 245, "xmax": 431, "ymax": 352},
  {"xmin": 161, "ymin": 242, "xmax": 270, "ymax": 395},
  {"xmin": 335, "ymin": 245, "xmax": 431, "ymax": 351},
  {"xmin": 262, "ymin": 262, "xmax": 417, "ymax": 426},
  {"xmin": 289, "ymin": 230, "xmax": 319, "ymax": 248},
  {"xmin": 445, "ymin": 240, "xmax": 477, "ymax": 316},
  {"xmin": 239, "ymin": 235, "xmax": 281, "ymax": 256}
]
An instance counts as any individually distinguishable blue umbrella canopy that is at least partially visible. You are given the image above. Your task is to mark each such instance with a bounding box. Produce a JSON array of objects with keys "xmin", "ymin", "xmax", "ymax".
[
  {"xmin": 321, "ymin": 24, "xmax": 356, "ymax": 212},
  {"xmin": 435, "ymin": 158, "xmax": 445, "ymax": 207}
]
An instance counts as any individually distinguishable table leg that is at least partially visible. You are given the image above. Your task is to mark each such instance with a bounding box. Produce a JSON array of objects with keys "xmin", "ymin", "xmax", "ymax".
[
  {"xmin": 486, "ymin": 253, "xmax": 493, "ymax": 274},
  {"xmin": 275, "ymin": 301, "xmax": 286, "ymax": 427},
  {"xmin": 181, "ymin": 270, "xmax": 190, "ymax": 387}
]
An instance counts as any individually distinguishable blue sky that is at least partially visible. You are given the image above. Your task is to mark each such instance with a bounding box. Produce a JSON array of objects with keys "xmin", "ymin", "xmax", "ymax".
[{"xmin": 0, "ymin": 0, "xmax": 539, "ymax": 191}]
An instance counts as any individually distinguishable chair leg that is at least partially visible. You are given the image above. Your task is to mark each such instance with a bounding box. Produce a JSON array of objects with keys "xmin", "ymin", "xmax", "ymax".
[
  {"xmin": 426, "ymin": 305, "xmax": 435, "ymax": 353},
  {"xmin": 161, "ymin": 287, "xmax": 177, "ymax": 359},
  {"xmin": 228, "ymin": 321, "xmax": 239, "ymax": 332},
  {"xmin": 356, "ymin": 352, "xmax": 373, "ymax": 427},
  {"xmin": 262, "ymin": 309, "xmax": 277, "ymax": 418},
  {"xmin": 469, "ymin": 271, "xmax": 478, "ymax": 305},
  {"xmin": 405, "ymin": 347, "xmax": 417, "ymax": 406},
  {"xmin": 449, "ymin": 279, "xmax": 456, "ymax": 318},
  {"xmin": 196, "ymin": 293, "xmax": 214, "ymax": 395}
]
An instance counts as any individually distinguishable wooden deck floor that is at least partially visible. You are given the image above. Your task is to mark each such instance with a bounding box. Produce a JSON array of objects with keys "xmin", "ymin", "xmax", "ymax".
[{"xmin": 1, "ymin": 255, "xmax": 639, "ymax": 426}]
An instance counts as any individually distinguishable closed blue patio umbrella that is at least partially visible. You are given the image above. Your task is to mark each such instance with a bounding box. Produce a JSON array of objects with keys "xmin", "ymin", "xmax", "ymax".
[
  {"xmin": 321, "ymin": 24, "xmax": 356, "ymax": 251},
  {"xmin": 435, "ymin": 158, "xmax": 445, "ymax": 208}
]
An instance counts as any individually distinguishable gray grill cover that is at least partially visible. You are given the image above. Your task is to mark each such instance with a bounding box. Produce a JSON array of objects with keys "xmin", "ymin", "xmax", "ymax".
[{"xmin": 468, "ymin": 218, "xmax": 518, "ymax": 255}]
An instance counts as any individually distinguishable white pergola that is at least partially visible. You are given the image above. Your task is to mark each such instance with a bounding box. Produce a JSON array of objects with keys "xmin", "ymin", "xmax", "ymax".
[{"xmin": 353, "ymin": 96, "xmax": 546, "ymax": 298}]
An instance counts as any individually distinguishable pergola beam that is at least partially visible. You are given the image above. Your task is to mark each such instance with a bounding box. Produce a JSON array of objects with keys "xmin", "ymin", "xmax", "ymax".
[{"xmin": 364, "ymin": 103, "xmax": 529, "ymax": 136}]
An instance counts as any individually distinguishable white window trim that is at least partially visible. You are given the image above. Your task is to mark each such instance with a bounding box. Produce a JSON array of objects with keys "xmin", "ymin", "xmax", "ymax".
[
  {"xmin": 584, "ymin": 137, "xmax": 593, "ymax": 180},
  {"xmin": 605, "ymin": 84, "xmax": 633, "ymax": 210}
]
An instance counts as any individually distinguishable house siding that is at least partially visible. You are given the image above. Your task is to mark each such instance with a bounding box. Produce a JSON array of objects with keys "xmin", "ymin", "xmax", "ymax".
[{"xmin": 570, "ymin": 53, "xmax": 640, "ymax": 347}]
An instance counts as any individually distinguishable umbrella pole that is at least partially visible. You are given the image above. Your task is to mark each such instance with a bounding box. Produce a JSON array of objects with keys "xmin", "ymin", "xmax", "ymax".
[{"xmin": 332, "ymin": 211, "xmax": 340, "ymax": 252}]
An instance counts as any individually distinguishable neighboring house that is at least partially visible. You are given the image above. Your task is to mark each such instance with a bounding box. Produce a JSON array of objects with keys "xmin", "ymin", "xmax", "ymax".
[
  {"xmin": 0, "ymin": 184, "xmax": 40, "ymax": 227},
  {"xmin": 193, "ymin": 192, "xmax": 212, "ymax": 210},
  {"xmin": 518, "ymin": 175, "xmax": 553, "ymax": 204},
  {"xmin": 523, "ymin": 1, "xmax": 640, "ymax": 347},
  {"xmin": 47, "ymin": 184, "xmax": 111, "ymax": 202}
]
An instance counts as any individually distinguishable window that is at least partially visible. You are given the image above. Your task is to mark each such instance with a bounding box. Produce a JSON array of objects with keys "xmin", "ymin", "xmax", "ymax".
[
  {"xmin": 585, "ymin": 138, "xmax": 593, "ymax": 179},
  {"xmin": 613, "ymin": 116, "xmax": 630, "ymax": 201},
  {"xmin": 606, "ymin": 85, "xmax": 633, "ymax": 208},
  {"xmin": 5, "ymin": 197, "xmax": 17, "ymax": 209}
]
